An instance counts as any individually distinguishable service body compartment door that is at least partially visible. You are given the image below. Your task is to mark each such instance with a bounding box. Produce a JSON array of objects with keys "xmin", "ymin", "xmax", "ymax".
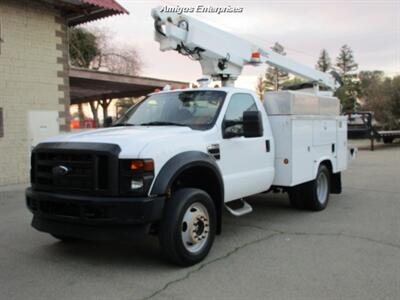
[
  {"xmin": 336, "ymin": 117, "xmax": 348, "ymax": 171},
  {"xmin": 291, "ymin": 119, "xmax": 314, "ymax": 185},
  {"xmin": 312, "ymin": 119, "xmax": 337, "ymax": 146}
]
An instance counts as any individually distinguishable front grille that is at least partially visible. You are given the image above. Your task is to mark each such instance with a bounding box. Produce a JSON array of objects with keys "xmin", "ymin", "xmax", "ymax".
[
  {"xmin": 35, "ymin": 152, "xmax": 101, "ymax": 191},
  {"xmin": 31, "ymin": 143, "xmax": 120, "ymax": 195}
]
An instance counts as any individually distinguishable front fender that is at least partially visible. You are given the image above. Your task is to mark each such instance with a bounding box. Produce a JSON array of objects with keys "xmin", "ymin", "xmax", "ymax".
[
  {"xmin": 150, "ymin": 151, "xmax": 224, "ymax": 198},
  {"xmin": 150, "ymin": 151, "xmax": 225, "ymax": 234}
]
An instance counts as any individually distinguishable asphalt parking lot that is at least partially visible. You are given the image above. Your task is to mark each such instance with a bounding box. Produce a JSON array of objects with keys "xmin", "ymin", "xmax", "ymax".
[{"xmin": 1, "ymin": 140, "xmax": 399, "ymax": 300}]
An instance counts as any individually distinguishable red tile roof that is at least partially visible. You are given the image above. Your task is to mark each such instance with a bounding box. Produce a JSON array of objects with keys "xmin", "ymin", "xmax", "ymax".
[{"xmin": 79, "ymin": 0, "xmax": 128, "ymax": 14}]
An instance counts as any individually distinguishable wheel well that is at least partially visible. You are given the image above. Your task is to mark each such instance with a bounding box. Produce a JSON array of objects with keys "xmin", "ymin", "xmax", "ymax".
[
  {"xmin": 171, "ymin": 166, "xmax": 223, "ymax": 234},
  {"xmin": 320, "ymin": 160, "xmax": 333, "ymax": 174}
]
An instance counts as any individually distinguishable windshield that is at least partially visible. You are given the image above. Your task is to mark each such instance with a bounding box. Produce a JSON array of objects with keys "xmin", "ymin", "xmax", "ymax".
[{"xmin": 117, "ymin": 90, "xmax": 226, "ymax": 129}]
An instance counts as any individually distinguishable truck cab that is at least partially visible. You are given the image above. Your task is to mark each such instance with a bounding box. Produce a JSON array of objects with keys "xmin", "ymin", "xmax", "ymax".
[{"xmin": 26, "ymin": 87, "xmax": 349, "ymax": 266}]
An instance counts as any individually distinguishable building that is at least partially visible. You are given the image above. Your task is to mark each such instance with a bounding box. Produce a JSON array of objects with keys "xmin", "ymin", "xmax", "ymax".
[{"xmin": 0, "ymin": 0, "xmax": 187, "ymax": 186}]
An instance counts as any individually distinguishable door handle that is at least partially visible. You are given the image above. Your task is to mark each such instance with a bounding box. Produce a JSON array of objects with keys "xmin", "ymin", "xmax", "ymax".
[{"xmin": 265, "ymin": 140, "xmax": 270, "ymax": 152}]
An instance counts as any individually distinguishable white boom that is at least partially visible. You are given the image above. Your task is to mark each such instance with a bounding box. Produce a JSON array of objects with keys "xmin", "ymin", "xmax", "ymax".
[{"xmin": 151, "ymin": 7, "xmax": 339, "ymax": 90}]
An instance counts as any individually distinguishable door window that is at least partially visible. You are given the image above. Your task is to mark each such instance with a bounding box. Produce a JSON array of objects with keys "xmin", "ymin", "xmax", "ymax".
[{"xmin": 223, "ymin": 93, "xmax": 257, "ymax": 137}]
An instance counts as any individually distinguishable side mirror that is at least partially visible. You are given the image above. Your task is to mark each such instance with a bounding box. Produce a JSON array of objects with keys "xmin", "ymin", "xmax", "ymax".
[
  {"xmin": 103, "ymin": 116, "xmax": 113, "ymax": 127},
  {"xmin": 243, "ymin": 111, "xmax": 263, "ymax": 138}
]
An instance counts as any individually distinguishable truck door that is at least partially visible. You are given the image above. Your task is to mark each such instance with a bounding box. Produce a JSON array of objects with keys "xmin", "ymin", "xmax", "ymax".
[{"xmin": 218, "ymin": 93, "xmax": 274, "ymax": 202}]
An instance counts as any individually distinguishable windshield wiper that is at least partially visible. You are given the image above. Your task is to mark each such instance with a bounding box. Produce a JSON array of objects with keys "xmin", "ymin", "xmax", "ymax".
[
  {"xmin": 140, "ymin": 121, "xmax": 188, "ymax": 127},
  {"xmin": 113, "ymin": 122, "xmax": 135, "ymax": 127}
]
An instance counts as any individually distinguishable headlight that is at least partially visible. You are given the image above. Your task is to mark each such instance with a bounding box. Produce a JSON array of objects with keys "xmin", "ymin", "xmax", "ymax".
[{"xmin": 119, "ymin": 159, "xmax": 155, "ymax": 195}]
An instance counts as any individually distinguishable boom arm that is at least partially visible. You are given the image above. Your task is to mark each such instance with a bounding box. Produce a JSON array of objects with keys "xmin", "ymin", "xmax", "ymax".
[{"xmin": 151, "ymin": 7, "xmax": 339, "ymax": 90}]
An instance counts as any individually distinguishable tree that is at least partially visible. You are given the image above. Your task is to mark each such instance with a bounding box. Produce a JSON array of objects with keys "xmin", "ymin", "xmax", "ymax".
[
  {"xmin": 264, "ymin": 42, "xmax": 289, "ymax": 91},
  {"xmin": 98, "ymin": 99, "xmax": 112, "ymax": 123},
  {"xmin": 360, "ymin": 72, "xmax": 400, "ymax": 130},
  {"xmin": 255, "ymin": 75, "xmax": 266, "ymax": 100},
  {"xmin": 68, "ymin": 26, "xmax": 143, "ymax": 127},
  {"xmin": 69, "ymin": 28, "xmax": 101, "ymax": 126},
  {"xmin": 89, "ymin": 101, "xmax": 100, "ymax": 128},
  {"xmin": 281, "ymin": 76, "xmax": 307, "ymax": 89},
  {"xmin": 69, "ymin": 28, "xmax": 100, "ymax": 68},
  {"xmin": 335, "ymin": 45, "xmax": 359, "ymax": 112},
  {"xmin": 116, "ymin": 98, "xmax": 142, "ymax": 118},
  {"xmin": 358, "ymin": 70, "xmax": 384, "ymax": 101},
  {"xmin": 89, "ymin": 27, "xmax": 142, "ymax": 75},
  {"xmin": 316, "ymin": 49, "xmax": 331, "ymax": 72},
  {"xmin": 336, "ymin": 44, "xmax": 358, "ymax": 76}
]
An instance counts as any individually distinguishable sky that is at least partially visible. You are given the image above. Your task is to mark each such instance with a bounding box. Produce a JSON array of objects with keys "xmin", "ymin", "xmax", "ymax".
[{"xmin": 84, "ymin": 0, "xmax": 400, "ymax": 89}]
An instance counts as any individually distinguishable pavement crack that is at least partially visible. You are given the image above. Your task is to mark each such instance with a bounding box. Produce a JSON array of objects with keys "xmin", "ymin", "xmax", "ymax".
[
  {"xmin": 139, "ymin": 232, "xmax": 279, "ymax": 300},
  {"xmin": 226, "ymin": 222, "xmax": 400, "ymax": 250}
]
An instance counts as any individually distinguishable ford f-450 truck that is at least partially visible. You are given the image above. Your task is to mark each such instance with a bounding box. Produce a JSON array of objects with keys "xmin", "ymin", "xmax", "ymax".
[{"xmin": 26, "ymin": 8, "xmax": 354, "ymax": 266}]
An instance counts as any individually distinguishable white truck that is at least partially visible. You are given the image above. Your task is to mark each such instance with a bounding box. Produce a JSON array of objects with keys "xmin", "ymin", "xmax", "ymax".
[{"xmin": 26, "ymin": 7, "xmax": 354, "ymax": 266}]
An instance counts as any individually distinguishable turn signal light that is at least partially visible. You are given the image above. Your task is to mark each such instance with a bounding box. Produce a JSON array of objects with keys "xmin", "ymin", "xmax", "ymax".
[{"xmin": 130, "ymin": 159, "xmax": 154, "ymax": 171}]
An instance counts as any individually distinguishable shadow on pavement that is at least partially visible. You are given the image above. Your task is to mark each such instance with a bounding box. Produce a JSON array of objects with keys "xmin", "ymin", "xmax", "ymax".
[{"xmin": 34, "ymin": 193, "xmax": 298, "ymax": 268}]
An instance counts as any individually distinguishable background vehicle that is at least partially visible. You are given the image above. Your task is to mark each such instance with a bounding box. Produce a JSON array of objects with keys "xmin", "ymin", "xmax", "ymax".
[
  {"xmin": 26, "ymin": 7, "xmax": 355, "ymax": 266},
  {"xmin": 346, "ymin": 111, "xmax": 400, "ymax": 150}
]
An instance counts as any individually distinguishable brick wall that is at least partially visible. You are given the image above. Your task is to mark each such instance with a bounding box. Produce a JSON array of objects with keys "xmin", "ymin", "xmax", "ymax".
[{"xmin": 0, "ymin": 0, "xmax": 70, "ymax": 185}]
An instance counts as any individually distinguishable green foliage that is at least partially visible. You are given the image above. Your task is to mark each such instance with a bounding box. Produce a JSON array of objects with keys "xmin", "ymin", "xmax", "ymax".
[
  {"xmin": 116, "ymin": 98, "xmax": 140, "ymax": 118},
  {"xmin": 281, "ymin": 76, "xmax": 307, "ymax": 89},
  {"xmin": 264, "ymin": 42, "xmax": 289, "ymax": 91},
  {"xmin": 316, "ymin": 49, "xmax": 331, "ymax": 72},
  {"xmin": 335, "ymin": 75, "xmax": 361, "ymax": 112},
  {"xmin": 336, "ymin": 44, "xmax": 358, "ymax": 76},
  {"xmin": 69, "ymin": 28, "xmax": 99, "ymax": 68},
  {"xmin": 359, "ymin": 70, "xmax": 384, "ymax": 94},
  {"xmin": 360, "ymin": 72, "xmax": 400, "ymax": 130},
  {"xmin": 334, "ymin": 45, "xmax": 360, "ymax": 112}
]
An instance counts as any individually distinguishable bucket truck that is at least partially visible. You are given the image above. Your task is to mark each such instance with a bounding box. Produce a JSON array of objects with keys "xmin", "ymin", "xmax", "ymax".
[{"xmin": 26, "ymin": 7, "xmax": 355, "ymax": 266}]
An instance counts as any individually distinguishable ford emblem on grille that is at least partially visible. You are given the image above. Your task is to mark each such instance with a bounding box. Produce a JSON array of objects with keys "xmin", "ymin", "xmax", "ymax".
[{"xmin": 52, "ymin": 165, "xmax": 70, "ymax": 176}]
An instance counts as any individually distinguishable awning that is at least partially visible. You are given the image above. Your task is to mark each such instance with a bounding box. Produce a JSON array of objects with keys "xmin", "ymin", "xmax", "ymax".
[
  {"xmin": 53, "ymin": 0, "xmax": 128, "ymax": 26},
  {"xmin": 79, "ymin": 0, "xmax": 128, "ymax": 13},
  {"xmin": 69, "ymin": 68, "xmax": 190, "ymax": 104}
]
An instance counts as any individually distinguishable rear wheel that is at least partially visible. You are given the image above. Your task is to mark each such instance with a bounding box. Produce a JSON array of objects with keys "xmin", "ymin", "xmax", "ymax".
[
  {"xmin": 159, "ymin": 188, "xmax": 216, "ymax": 266},
  {"xmin": 289, "ymin": 164, "xmax": 330, "ymax": 211}
]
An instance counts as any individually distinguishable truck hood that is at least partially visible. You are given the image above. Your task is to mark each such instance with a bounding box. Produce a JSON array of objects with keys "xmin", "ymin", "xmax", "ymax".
[{"xmin": 42, "ymin": 126, "xmax": 195, "ymax": 156}]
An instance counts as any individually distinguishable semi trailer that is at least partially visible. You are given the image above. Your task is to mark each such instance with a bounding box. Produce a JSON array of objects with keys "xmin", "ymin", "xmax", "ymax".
[{"xmin": 26, "ymin": 7, "xmax": 355, "ymax": 266}]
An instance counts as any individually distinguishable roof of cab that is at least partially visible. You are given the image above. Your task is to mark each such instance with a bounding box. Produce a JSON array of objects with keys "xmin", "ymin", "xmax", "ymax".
[{"xmin": 148, "ymin": 86, "xmax": 255, "ymax": 96}]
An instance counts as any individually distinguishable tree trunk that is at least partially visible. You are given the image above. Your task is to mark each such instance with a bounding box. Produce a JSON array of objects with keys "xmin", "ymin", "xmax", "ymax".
[
  {"xmin": 78, "ymin": 104, "xmax": 84, "ymax": 128},
  {"xmin": 99, "ymin": 99, "xmax": 112, "ymax": 126},
  {"xmin": 89, "ymin": 101, "xmax": 100, "ymax": 128}
]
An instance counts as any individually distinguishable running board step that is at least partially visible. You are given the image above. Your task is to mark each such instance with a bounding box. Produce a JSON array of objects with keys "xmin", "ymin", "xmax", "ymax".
[{"xmin": 225, "ymin": 199, "xmax": 253, "ymax": 217}]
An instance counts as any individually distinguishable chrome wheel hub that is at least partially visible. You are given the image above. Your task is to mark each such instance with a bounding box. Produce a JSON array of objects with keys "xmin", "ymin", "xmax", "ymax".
[{"xmin": 181, "ymin": 203, "xmax": 210, "ymax": 253}]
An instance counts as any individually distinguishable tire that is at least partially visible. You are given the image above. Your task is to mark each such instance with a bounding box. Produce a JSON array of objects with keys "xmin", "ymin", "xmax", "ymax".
[
  {"xmin": 304, "ymin": 164, "xmax": 330, "ymax": 211},
  {"xmin": 383, "ymin": 137, "xmax": 394, "ymax": 144},
  {"xmin": 289, "ymin": 164, "xmax": 330, "ymax": 211},
  {"xmin": 51, "ymin": 234, "xmax": 78, "ymax": 242},
  {"xmin": 159, "ymin": 188, "xmax": 217, "ymax": 266}
]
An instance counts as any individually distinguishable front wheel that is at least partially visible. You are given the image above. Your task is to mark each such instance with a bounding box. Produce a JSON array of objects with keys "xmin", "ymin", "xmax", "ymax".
[{"xmin": 159, "ymin": 188, "xmax": 216, "ymax": 266}]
